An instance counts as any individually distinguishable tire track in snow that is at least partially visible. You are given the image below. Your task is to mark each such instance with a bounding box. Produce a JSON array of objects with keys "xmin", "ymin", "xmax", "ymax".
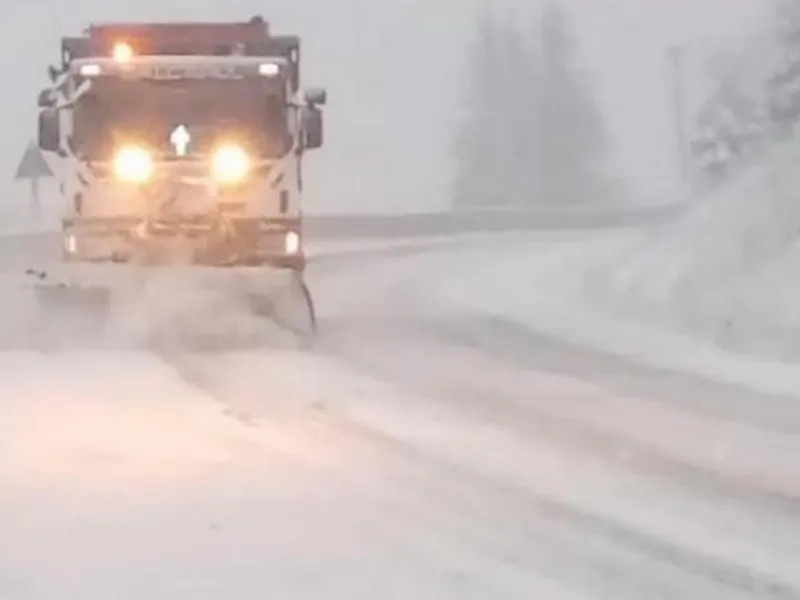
[
  {"xmin": 159, "ymin": 349, "xmax": 800, "ymax": 600},
  {"xmin": 302, "ymin": 242, "xmax": 800, "ymax": 597},
  {"xmin": 156, "ymin": 351, "xmax": 589, "ymax": 600},
  {"xmin": 314, "ymin": 311, "xmax": 800, "ymax": 513},
  {"xmin": 306, "ymin": 234, "xmax": 800, "ymax": 511}
]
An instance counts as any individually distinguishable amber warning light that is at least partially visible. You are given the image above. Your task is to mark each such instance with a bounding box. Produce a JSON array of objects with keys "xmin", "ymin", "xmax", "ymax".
[{"xmin": 113, "ymin": 42, "xmax": 134, "ymax": 62}]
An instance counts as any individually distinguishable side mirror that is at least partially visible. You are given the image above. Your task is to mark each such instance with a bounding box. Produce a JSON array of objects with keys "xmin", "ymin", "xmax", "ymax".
[
  {"xmin": 303, "ymin": 87, "xmax": 327, "ymax": 106},
  {"xmin": 303, "ymin": 106, "xmax": 323, "ymax": 150},
  {"xmin": 38, "ymin": 109, "xmax": 61, "ymax": 153},
  {"xmin": 303, "ymin": 107, "xmax": 324, "ymax": 150},
  {"xmin": 37, "ymin": 89, "xmax": 55, "ymax": 108}
]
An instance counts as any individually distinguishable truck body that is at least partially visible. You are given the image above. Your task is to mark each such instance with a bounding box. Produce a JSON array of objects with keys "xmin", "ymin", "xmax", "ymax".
[
  {"xmin": 33, "ymin": 17, "xmax": 326, "ymax": 346},
  {"xmin": 36, "ymin": 16, "xmax": 325, "ymax": 271}
]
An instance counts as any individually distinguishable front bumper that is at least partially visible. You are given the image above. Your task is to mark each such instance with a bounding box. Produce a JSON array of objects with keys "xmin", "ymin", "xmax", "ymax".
[{"xmin": 61, "ymin": 216, "xmax": 306, "ymax": 270}]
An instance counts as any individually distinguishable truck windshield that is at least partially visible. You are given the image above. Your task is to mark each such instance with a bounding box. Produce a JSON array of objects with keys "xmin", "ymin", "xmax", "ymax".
[{"xmin": 73, "ymin": 78, "xmax": 292, "ymax": 160}]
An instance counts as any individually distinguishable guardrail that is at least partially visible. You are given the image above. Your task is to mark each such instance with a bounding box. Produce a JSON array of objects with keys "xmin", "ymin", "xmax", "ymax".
[
  {"xmin": 0, "ymin": 203, "xmax": 684, "ymax": 271},
  {"xmin": 303, "ymin": 204, "xmax": 683, "ymax": 239}
]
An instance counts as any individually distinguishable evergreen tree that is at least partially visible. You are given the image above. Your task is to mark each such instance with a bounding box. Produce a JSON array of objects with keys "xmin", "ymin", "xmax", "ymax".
[
  {"xmin": 689, "ymin": 49, "xmax": 767, "ymax": 186},
  {"xmin": 451, "ymin": 2, "xmax": 608, "ymax": 209},
  {"xmin": 535, "ymin": 0, "xmax": 608, "ymax": 205},
  {"xmin": 451, "ymin": 9, "xmax": 516, "ymax": 209},
  {"xmin": 685, "ymin": 4, "xmax": 798, "ymax": 186},
  {"xmin": 767, "ymin": 0, "xmax": 800, "ymax": 131},
  {"xmin": 502, "ymin": 13, "xmax": 544, "ymax": 208},
  {"xmin": 774, "ymin": 0, "xmax": 800, "ymax": 45}
]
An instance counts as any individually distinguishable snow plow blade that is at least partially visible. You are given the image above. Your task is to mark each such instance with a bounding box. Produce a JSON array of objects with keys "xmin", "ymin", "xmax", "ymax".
[
  {"xmin": 31, "ymin": 280, "xmax": 111, "ymax": 307},
  {"xmin": 23, "ymin": 265, "xmax": 316, "ymax": 351}
]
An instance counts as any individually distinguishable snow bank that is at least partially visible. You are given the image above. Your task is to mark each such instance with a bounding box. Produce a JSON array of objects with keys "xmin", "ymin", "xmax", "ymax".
[
  {"xmin": 438, "ymin": 231, "xmax": 800, "ymax": 398},
  {"xmin": 588, "ymin": 135, "xmax": 800, "ymax": 362},
  {"xmin": 438, "ymin": 134, "xmax": 800, "ymax": 394}
]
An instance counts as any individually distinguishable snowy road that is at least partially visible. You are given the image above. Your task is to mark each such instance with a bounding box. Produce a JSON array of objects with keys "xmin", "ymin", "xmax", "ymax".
[{"xmin": 3, "ymin": 234, "xmax": 800, "ymax": 599}]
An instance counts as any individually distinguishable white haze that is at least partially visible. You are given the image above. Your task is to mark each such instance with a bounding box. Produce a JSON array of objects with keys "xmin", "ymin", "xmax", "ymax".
[{"xmin": 1, "ymin": 0, "xmax": 767, "ymax": 214}]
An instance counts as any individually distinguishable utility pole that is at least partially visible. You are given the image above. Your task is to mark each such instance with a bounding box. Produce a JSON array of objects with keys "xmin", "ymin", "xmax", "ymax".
[{"xmin": 668, "ymin": 44, "xmax": 688, "ymax": 187}]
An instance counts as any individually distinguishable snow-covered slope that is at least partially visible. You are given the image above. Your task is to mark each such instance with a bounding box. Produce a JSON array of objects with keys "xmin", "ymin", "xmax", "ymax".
[
  {"xmin": 591, "ymin": 135, "xmax": 800, "ymax": 361},
  {"xmin": 437, "ymin": 229, "xmax": 800, "ymax": 397},
  {"xmin": 437, "ymin": 133, "xmax": 800, "ymax": 393}
]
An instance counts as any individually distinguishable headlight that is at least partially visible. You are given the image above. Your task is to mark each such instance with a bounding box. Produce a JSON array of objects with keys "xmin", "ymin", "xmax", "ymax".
[
  {"xmin": 285, "ymin": 231, "xmax": 300, "ymax": 255},
  {"xmin": 64, "ymin": 234, "xmax": 77, "ymax": 254},
  {"xmin": 79, "ymin": 63, "xmax": 101, "ymax": 77},
  {"xmin": 112, "ymin": 146, "xmax": 153, "ymax": 183},
  {"xmin": 211, "ymin": 144, "xmax": 250, "ymax": 184},
  {"xmin": 258, "ymin": 63, "xmax": 280, "ymax": 77}
]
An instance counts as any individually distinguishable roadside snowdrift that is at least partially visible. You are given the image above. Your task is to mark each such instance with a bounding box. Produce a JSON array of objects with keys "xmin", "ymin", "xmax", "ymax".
[
  {"xmin": 590, "ymin": 136, "xmax": 800, "ymax": 361},
  {"xmin": 438, "ymin": 135, "xmax": 800, "ymax": 395}
]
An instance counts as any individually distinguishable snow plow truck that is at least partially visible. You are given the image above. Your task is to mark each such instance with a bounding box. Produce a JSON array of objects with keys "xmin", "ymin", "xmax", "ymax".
[{"xmin": 33, "ymin": 16, "xmax": 326, "ymax": 348}]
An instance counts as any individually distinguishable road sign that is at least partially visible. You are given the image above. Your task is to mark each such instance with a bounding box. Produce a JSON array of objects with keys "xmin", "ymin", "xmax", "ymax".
[
  {"xmin": 14, "ymin": 142, "xmax": 53, "ymax": 179},
  {"xmin": 14, "ymin": 141, "xmax": 53, "ymax": 221}
]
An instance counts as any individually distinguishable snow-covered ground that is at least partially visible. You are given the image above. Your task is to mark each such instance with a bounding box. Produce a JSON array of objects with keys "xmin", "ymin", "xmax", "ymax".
[
  {"xmin": 1, "ymin": 237, "xmax": 799, "ymax": 599},
  {"xmin": 4, "ymin": 154, "xmax": 800, "ymax": 596},
  {"xmin": 593, "ymin": 137, "xmax": 800, "ymax": 357},
  {"xmin": 440, "ymin": 135, "xmax": 800, "ymax": 398},
  {"xmin": 440, "ymin": 231, "xmax": 800, "ymax": 398}
]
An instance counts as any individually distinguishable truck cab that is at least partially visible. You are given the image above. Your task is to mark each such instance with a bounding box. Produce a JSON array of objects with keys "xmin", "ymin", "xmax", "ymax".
[{"xmin": 36, "ymin": 17, "xmax": 326, "ymax": 271}]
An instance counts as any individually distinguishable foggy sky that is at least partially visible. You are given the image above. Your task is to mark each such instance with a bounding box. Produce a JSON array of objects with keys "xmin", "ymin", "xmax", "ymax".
[{"xmin": 2, "ymin": 0, "xmax": 768, "ymax": 213}]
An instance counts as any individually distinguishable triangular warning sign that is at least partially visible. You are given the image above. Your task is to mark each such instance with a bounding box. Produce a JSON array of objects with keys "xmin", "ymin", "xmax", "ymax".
[{"xmin": 15, "ymin": 141, "xmax": 53, "ymax": 179}]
